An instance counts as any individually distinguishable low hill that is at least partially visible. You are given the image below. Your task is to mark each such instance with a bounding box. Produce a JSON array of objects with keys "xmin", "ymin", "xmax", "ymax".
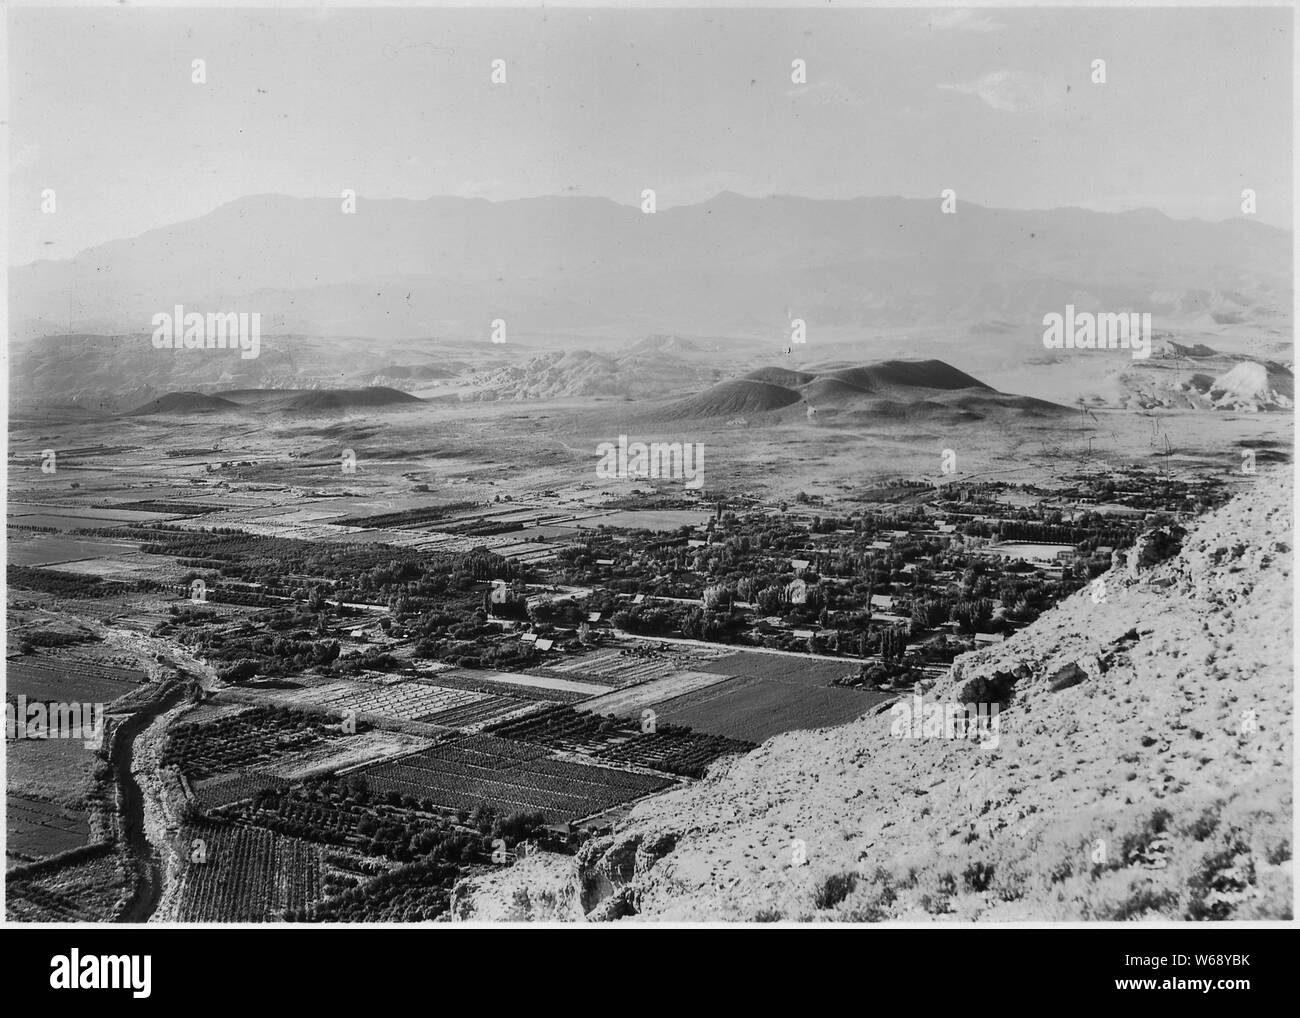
[
  {"xmin": 124, "ymin": 392, "xmax": 241, "ymax": 416},
  {"xmin": 277, "ymin": 386, "xmax": 422, "ymax": 413},
  {"xmin": 450, "ymin": 476, "xmax": 1292, "ymax": 921},
  {"xmin": 123, "ymin": 386, "xmax": 421, "ymax": 416},
  {"xmin": 821, "ymin": 360, "xmax": 994, "ymax": 394},
  {"xmin": 743, "ymin": 367, "xmax": 817, "ymax": 387},
  {"xmin": 657, "ymin": 358, "xmax": 1067, "ymax": 423},
  {"xmin": 657, "ymin": 379, "xmax": 806, "ymax": 420}
]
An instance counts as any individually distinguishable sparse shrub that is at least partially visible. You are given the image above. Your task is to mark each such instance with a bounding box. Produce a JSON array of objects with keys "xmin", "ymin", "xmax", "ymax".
[
  {"xmin": 1119, "ymin": 806, "xmax": 1172, "ymax": 864},
  {"xmin": 990, "ymin": 863, "xmax": 1027, "ymax": 903},
  {"xmin": 962, "ymin": 860, "xmax": 995, "ymax": 893},
  {"xmin": 1109, "ymin": 882, "xmax": 1180, "ymax": 921},
  {"xmin": 844, "ymin": 868, "xmax": 897, "ymax": 921},
  {"xmin": 914, "ymin": 868, "xmax": 959, "ymax": 915},
  {"xmin": 812, "ymin": 871, "xmax": 858, "ymax": 910},
  {"xmin": 1179, "ymin": 805, "xmax": 1221, "ymax": 842}
]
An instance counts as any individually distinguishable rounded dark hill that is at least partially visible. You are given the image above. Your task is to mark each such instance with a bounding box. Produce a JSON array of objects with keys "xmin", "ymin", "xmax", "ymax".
[
  {"xmin": 940, "ymin": 391, "xmax": 1074, "ymax": 417},
  {"xmin": 124, "ymin": 391, "xmax": 242, "ymax": 416},
  {"xmin": 213, "ymin": 389, "xmax": 287, "ymax": 407},
  {"xmin": 648, "ymin": 357, "xmax": 1071, "ymax": 424},
  {"xmin": 743, "ymin": 366, "xmax": 817, "ymax": 387},
  {"xmin": 800, "ymin": 377, "xmax": 876, "ymax": 406},
  {"xmin": 831, "ymin": 399, "xmax": 984, "ymax": 426},
  {"xmin": 657, "ymin": 378, "xmax": 804, "ymax": 420},
  {"xmin": 277, "ymin": 387, "xmax": 423, "ymax": 413},
  {"xmin": 821, "ymin": 360, "xmax": 994, "ymax": 394}
]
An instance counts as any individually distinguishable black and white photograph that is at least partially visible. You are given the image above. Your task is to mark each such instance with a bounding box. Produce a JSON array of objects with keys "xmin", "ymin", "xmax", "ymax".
[{"xmin": 1, "ymin": 0, "xmax": 1294, "ymax": 961}]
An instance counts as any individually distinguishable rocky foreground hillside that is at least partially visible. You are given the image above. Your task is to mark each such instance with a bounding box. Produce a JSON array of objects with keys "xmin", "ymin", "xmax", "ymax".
[{"xmin": 452, "ymin": 475, "xmax": 1293, "ymax": 921}]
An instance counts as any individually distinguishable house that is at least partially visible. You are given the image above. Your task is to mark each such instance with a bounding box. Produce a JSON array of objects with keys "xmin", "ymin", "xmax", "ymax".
[
  {"xmin": 534, "ymin": 638, "xmax": 555, "ymax": 651},
  {"xmin": 791, "ymin": 558, "xmax": 810, "ymax": 574},
  {"xmin": 525, "ymin": 592, "xmax": 575, "ymax": 609},
  {"xmin": 870, "ymin": 594, "xmax": 894, "ymax": 611},
  {"xmin": 587, "ymin": 612, "xmax": 602, "ymax": 623}
]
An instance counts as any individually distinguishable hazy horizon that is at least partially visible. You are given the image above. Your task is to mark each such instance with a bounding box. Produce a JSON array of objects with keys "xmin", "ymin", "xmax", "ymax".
[
  {"xmin": 14, "ymin": 185, "xmax": 1293, "ymax": 271},
  {"xmin": 9, "ymin": 5, "xmax": 1293, "ymax": 265}
]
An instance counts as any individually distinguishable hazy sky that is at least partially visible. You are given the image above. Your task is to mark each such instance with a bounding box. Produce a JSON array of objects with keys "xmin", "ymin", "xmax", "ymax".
[{"xmin": 8, "ymin": 4, "xmax": 1293, "ymax": 265}]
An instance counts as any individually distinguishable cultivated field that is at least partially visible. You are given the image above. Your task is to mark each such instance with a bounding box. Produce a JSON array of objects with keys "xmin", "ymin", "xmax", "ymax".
[
  {"xmin": 576, "ymin": 670, "xmax": 733, "ymax": 717},
  {"xmin": 697, "ymin": 651, "xmax": 859, "ymax": 686},
  {"xmin": 460, "ymin": 669, "xmax": 611, "ymax": 698},
  {"xmin": 420, "ymin": 695, "xmax": 544, "ymax": 731},
  {"xmin": 6, "ymin": 534, "xmax": 139, "ymax": 568},
  {"xmin": 190, "ymin": 771, "xmax": 289, "ymax": 811},
  {"xmin": 318, "ymin": 681, "xmax": 489, "ymax": 724},
  {"xmin": 7, "ymin": 794, "xmax": 91, "ymax": 861},
  {"xmin": 175, "ymin": 825, "xmax": 328, "ymax": 922},
  {"xmin": 489, "ymin": 705, "xmax": 755, "ymax": 778},
  {"xmin": 228, "ymin": 676, "xmax": 547, "ymax": 730},
  {"xmin": 540, "ymin": 645, "xmax": 732, "ymax": 687},
  {"xmin": 572, "ymin": 510, "xmax": 713, "ymax": 530},
  {"xmin": 6, "ymin": 737, "xmax": 96, "ymax": 801},
  {"xmin": 650, "ymin": 675, "xmax": 889, "ymax": 743},
  {"xmin": 409, "ymin": 668, "xmax": 592, "ymax": 704},
  {"xmin": 260, "ymin": 730, "xmax": 437, "ymax": 780},
  {"xmin": 6, "ymin": 849, "xmax": 124, "ymax": 921},
  {"xmin": 357, "ymin": 734, "xmax": 673, "ymax": 821},
  {"xmin": 162, "ymin": 707, "xmax": 347, "ymax": 779},
  {"xmin": 5, "ymin": 653, "xmax": 146, "ymax": 702}
]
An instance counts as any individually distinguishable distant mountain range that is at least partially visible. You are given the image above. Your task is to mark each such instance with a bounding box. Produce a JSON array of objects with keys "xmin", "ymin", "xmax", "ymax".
[{"xmin": 11, "ymin": 193, "xmax": 1291, "ymax": 343}]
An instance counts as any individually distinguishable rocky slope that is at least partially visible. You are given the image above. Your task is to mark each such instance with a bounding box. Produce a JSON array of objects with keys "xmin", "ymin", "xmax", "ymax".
[
  {"xmin": 1207, "ymin": 361, "xmax": 1295, "ymax": 412},
  {"xmin": 451, "ymin": 474, "xmax": 1292, "ymax": 921}
]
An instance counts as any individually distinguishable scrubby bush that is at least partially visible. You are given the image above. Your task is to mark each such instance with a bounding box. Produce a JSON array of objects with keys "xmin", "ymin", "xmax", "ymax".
[{"xmin": 812, "ymin": 871, "xmax": 858, "ymax": 910}]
